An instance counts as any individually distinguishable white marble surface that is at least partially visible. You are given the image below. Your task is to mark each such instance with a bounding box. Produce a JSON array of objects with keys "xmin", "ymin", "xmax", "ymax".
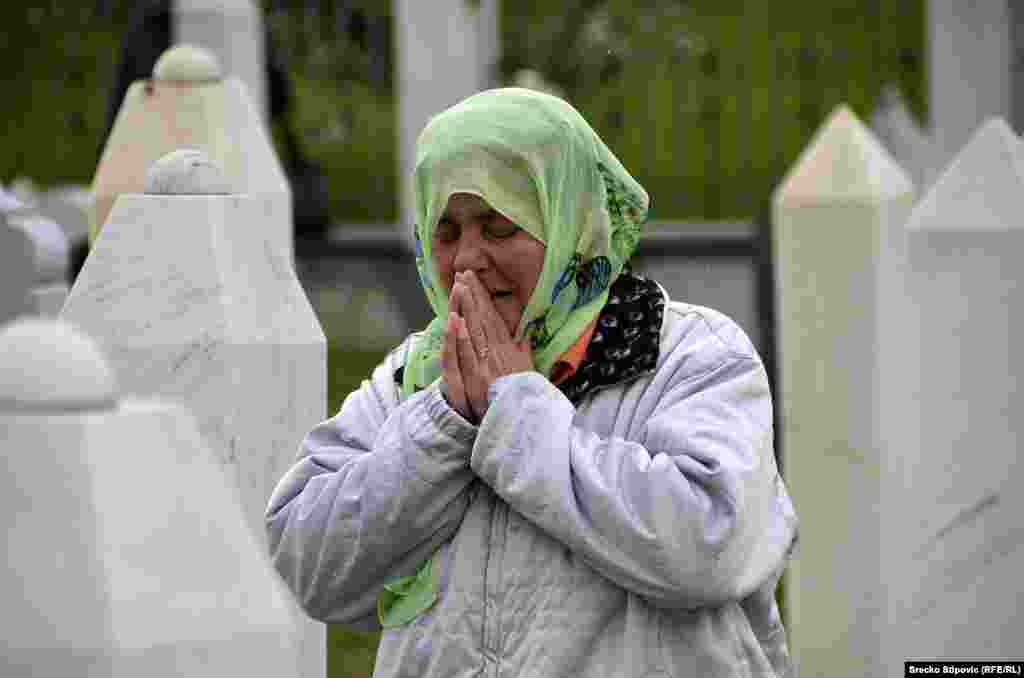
[
  {"xmin": 94, "ymin": 51, "xmax": 290, "ymax": 259},
  {"xmin": 144, "ymin": 147, "xmax": 230, "ymax": 195},
  {"xmin": 1, "ymin": 219, "xmax": 35, "ymax": 326},
  {"xmin": 174, "ymin": 0, "xmax": 268, "ymax": 124},
  {"xmin": 61, "ymin": 191, "xmax": 326, "ymax": 677},
  {"xmin": 154, "ymin": 43, "xmax": 223, "ymax": 82},
  {"xmin": 773, "ymin": 104, "xmax": 915, "ymax": 678},
  {"xmin": 31, "ymin": 282, "xmax": 70, "ymax": 317},
  {"xmin": 0, "ymin": 317, "xmax": 117, "ymax": 411},
  {"xmin": 0, "ymin": 318, "xmax": 299, "ymax": 676},
  {"xmin": 395, "ymin": 0, "xmax": 498, "ymax": 253},
  {"xmin": 896, "ymin": 118, "xmax": 1024, "ymax": 659}
]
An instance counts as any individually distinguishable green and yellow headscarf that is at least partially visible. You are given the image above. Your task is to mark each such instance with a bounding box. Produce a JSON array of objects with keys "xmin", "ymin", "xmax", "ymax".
[{"xmin": 401, "ymin": 87, "xmax": 649, "ymax": 399}]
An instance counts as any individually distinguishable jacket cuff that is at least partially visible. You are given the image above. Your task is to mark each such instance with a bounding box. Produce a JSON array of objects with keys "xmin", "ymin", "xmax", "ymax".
[
  {"xmin": 381, "ymin": 381, "xmax": 477, "ymax": 487},
  {"xmin": 487, "ymin": 371, "xmax": 552, "ymax": 406},
  {"xmin": 422, "ymin": 380, "xmax": 478, "ymax": 444}
]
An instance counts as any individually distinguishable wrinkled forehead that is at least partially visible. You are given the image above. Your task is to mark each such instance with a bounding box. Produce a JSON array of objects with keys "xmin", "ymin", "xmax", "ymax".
[
  {"xmin": 418, "ymin": 152, "xmax": 548, "ymax": 245},
  {"xmin": 440, "ymin": 192, "xmax": 493, "ymax": 221}
]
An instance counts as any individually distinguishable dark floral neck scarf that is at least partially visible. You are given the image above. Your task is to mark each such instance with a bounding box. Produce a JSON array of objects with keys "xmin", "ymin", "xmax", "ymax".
[{"xmin": 556, "ymin": 270, "xmax": 665, "ymax": 404}]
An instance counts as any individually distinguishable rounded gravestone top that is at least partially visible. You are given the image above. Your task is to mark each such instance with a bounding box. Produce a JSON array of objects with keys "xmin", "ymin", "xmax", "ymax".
[
  {"xmin": 153, "ymin": 44, "xmax": 223, "ymax": 82},
  {"xmin": 0, "ymin": 185, "xmax": 31, "ymax": 214},
  {"xmin": 144, "ymin": 148, "xmax": 230, "ymax": 195},
  {"xmin": 0, "ymin": 318, "xmax": 119, "ymax": 413}
]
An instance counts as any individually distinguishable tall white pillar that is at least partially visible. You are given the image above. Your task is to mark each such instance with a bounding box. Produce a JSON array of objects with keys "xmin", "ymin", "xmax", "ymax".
[
  {"xmin": 62, "ymin": 149, "xmax": 326, "ymax": 678},
  {"xmin": 395, "ymin": 0, "xmax": 499, "ymax": 250},
  {"xmin": 773, "ymin": 105, "xmax": 915, "ymax": 678},
  {"xmin": 0, "ymin": 318, "xmax": 300, "ymax": 676},
  {"xmin": 174, "ymin": 0, "xmax": 269, "ymax": 124},
  {"xmin": 928, "ymin": 0, "xmax": 1012, "ymax": 158},
  {"xmin": 896, "ymin": 118, "xmax": 1024, "ymax": 660}
]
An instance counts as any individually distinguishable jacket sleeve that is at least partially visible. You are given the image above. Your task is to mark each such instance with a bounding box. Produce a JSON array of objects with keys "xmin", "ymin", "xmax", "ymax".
[
  {"xmin": 469, "ymin": 342, "xmax": 797, "ymax": 611},
  {"xmin": 265, "ymin": 341, "xmax": 478, "ymax": 631}
]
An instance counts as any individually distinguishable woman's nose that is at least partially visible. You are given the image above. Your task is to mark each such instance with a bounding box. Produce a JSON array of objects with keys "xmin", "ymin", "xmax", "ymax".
[{"xmin": 451, "ymin": 225, "xmax": 489, "ymax": 273}]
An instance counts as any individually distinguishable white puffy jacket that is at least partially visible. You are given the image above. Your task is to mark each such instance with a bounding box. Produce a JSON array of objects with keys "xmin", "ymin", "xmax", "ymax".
[{"xmin": 267, "ymin": 282, "xmax": 798, "ymax": 678}]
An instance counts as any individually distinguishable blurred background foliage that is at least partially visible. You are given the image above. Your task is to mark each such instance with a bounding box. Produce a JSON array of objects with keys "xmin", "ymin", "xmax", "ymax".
[
  {"xmin": 1, "ymin": 2, "xmax": 923, "ymax": 676},
  {"xmin": 1, "ymin": 0, "xmax": 924, "ymax": 221}
]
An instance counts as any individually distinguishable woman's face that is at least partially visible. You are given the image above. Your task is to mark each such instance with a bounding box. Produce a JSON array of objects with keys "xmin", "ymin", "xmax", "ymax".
[{"xmin": 431, "ymin": 193, "xmax": 546, "ymax": 336}]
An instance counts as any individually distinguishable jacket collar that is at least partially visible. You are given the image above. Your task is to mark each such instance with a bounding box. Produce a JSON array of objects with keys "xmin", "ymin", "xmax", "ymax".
[{"xmin": 556, "ymin": 271, "xmax": 665, "ymax": 405}]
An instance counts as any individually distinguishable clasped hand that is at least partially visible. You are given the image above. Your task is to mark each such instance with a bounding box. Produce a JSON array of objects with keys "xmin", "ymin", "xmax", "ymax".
[{"xmin": 442, "ymin": 270, "xmax": 534, "ymax": 422}]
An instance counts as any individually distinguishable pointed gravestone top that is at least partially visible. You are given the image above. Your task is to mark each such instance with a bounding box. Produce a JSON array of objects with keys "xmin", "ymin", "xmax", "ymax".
[
  {"xmin": 153, "ymin": 43, "xmax": 223, "ymax": 83},
  {"xmin": 906, "ymin": 118, "xmax": 1024, "ymax": 232},
  {"xmin": 144, "ymin": 148, "xmax": 231, "ymax": 195},
  {"xmin": 775, "ymin": 104, "xmax": 913, "ymax": 206},
  {"xmin": 0, "ymin": 317, "xmax": 118, "ymax": 413},
  {"xmin": 872, "ymin": 84, "xmax": 927, "ymax": 135},
  {"xmin": 870, "ymin": 84, "xmax": 939, "ymax": 188},
  {"xmin": 94, "ymin": 42, "xmax": 289, "ymax": 257}
]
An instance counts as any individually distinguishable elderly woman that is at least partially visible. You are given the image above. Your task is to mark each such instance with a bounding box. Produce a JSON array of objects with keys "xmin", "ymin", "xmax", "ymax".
[{"xmin": 266, "ymin": 88, "xmax": 798, "ymax": 677}]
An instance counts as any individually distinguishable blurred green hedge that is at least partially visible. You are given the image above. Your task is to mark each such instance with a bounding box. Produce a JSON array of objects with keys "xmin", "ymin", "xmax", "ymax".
[{"xmin": 2, "ymin": 1, "xmax": 924, "ymax": 222}]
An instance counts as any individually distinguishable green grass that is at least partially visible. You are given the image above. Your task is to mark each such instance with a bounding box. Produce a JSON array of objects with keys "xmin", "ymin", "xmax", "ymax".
[
  {"xmin": 327, "ymin": 625, "xmax": 380, "ymax": 678},
  {"xmin": 326, "ymin": 343, "xmax": 389, "ymax": 415}
]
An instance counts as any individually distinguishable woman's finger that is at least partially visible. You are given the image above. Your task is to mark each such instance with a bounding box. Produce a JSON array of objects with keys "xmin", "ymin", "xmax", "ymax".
[
  {"xmin": 443, "ymin": 312, "xmax": 471, "ymax": 419},
  {"xmin": 453, "ymin": 274, "xmax": 490, "ymax": 362},
  {"xmin": 456, "ymin": 315, "xmax": 488, "ymax": 419},
  {"xmin": 460, "ymin": 271, "xmax": 495, "ymax": 346},
  {"xmin": 448, "ymin": 276, "xmax": 465, "ymax": 318},
  {"xmin": 465, "ymin": 270, "xmax": 512, "ymax": 344},
  {"xmin": 455, "ymin": 312, "xmax": 479, "ymax": 376},
  {"xmin": 459, "ymin": 277, "xmax": 492, "ymax": 360}
]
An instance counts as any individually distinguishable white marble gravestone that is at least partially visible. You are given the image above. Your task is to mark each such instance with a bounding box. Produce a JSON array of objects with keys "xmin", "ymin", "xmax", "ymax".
[
  {"xmin": 0, "ymin": 217, "xmax": 35, "ymax": 326},
  {"xmin": 3, "ymin": 181, "xmax": 93, "ymax": 246},
  {"xmin": 871, "ymin": 84, "xmax": 942, "ymax": 195},
  {"xmin": 928, "ymin": 0, "xmax": 1014, "ymax": 159},
  {"xmin": 61, "ymin": 151, "xmax": 326, "ymax": 677},
  {"xmin": 0, "ymin": 317, "xmax": 300, "ymax": 676},
  {"xmin": 395, "ymin": 0, "xmax": 498, "ymax": 251},
  {"xmin": 94, "ymin": 44, "xmax": 291, "ymax": 260},
  {"xmin": 773, "ymin": 104, "xmax": 915, "ymax": 678},
  {"xmin": 174, "ymin": 0, "xmax": 268, "ymax": 124},
  {"xmin": 895, "ymin": 118, "xmax": 1024, "ymax": 660},
  {"xmin": 1, "ymin": 187, "xmax": 70, "ymax": 317},
  {"xmin": 36, "ymin": 184, "xmax": 94, "ymax": 245}
]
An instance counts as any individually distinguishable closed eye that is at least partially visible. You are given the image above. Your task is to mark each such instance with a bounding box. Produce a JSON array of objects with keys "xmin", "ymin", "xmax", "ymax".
[
  {"xmin": 435, "ymin": 217, "xmax": 459, "ymax": 242},
  {"xmin": 484, "ymin": 211, "xmax": 520, "ymax": 239},
  {"xmin": 434, "ymin": 211, "xmax": 520, "ymax": 242},
  {"xmin": 485, "ymin": 218, "xmax": 519, "ymax": 239}
]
